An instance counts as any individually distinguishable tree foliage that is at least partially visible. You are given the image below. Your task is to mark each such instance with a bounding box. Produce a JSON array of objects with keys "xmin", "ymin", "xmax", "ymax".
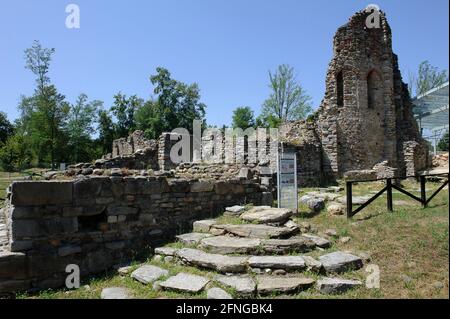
[
  {"xmin": 0, "ymin": 133, "xmax": 33, "ymax": 171},
  {"xmin": 21, "ymin": 41, "xmax": 70, "ymax": 168},
  {"xmin": 261, "ymin": 64, "xmax": 312, "ymax": 125},
  {"xmin": 437, "ymin": 130, "xmax": 449, "ymax": 152},
  {"xmin": 231, "ymin": 106, "xmax": 255, "ymax": 129},
  {"xmin": 136, "ymin": 67, "xmax": 207, "ymax": 139},
  {"xmin": 111, "ymin": 93, "xmax": 142, "ymax": 138},
  {"xmin": 409, "ymin": 61, "xmax": 449, "ymax": 96},
  {"xmin": 66, "ymin": 94, "xmax": 102, "ymax": 162},
  {"xmin": 97, "ymin": 109, "xmax": 116, "ymax": 155},
  {"xmin": 0, "ymin": 43, "xmax": 211, "ymax": 171},
  {"xmin": 0, "ymin": 112, "xmax": 14, "ymax": 144}
]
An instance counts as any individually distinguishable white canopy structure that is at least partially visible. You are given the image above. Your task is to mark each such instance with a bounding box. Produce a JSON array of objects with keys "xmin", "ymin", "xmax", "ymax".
[{"xmin": 412, "ymin": 81, "xmax": 449, "ymax": 154}]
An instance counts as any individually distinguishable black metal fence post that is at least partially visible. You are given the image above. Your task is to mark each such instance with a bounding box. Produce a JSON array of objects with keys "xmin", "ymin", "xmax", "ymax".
[
  {"xmin": 420, "ymin": 176, "xmax": 427, "ymax": 208},
  {"xmin": 386, "ymin": 178, "xmax": 393, "ymax": 212},
  {"xmin": 346, "ymin": 181, "xmax": 352, "ymax": 218}
]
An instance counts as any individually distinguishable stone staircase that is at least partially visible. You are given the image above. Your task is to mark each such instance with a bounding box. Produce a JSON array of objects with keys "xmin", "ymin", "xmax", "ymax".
[{"xmin": 101, "ymin": 206, "xmax": 367, "ymax": 299}]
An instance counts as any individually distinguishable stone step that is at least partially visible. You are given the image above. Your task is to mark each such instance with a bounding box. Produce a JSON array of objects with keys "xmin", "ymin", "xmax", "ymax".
[
  {"xmin": 316, "ymin": 277, "xmax": 362, "ymax": 294},
  {"xmin": 256, "ymin": 276, "xmax": 315, "ymax": 295},
  {"xmin": 318, "ymin": 251, "xmax": 363, "ymax": 273},
  {"xmin": 193, "ymin": 219, "xmax": 217, "ymax": 233},
  {"xmin": 176, "ymin": 248, "xmax": 248, "ymax": 273},
  {"xmin": 214, "ymin": 274, "xmax": 256, "ymax": 297},
  {"xmin": 168, "ymin": 247, "xmax": 323, "ymax": 274},
  {"xmin": 207, "ymin": 287, "xmax": 233, "ymax": 299},
  {"xmin": 224, "ymin": 205, "xmax": 246, "ymax": 216},
  {"xmin": 199, "ymin": 235, "xmax": 317, "ymax": 255},
  {"xmin": 175, "ymin": 232, "xmax": 213, "ymax": 245},
  {"xmin": 300, "ymin": 234, "xmax": 331, "ymax": 248},
  {"xmin": 239, "ymin": 206, "xmax": 293, "ymax": 225},
  {"xmin": 248, "ymin": 256, "xmax": 307, "ymax": 271},
  {"xmin": 131, "ymin": 265, "xmax": 168, "ymax": 284},
  {"xmin": 199, "ymin": 236, "xmax": 260, "ymax": 254},
  {"xmin": 260, "ymin": 237, "xmax": 316, "ymax": 254},
  {"xmin": 159, "ymin": 273, "xmax": 210, "ymax": 293},
  {"xmin": 210, "ymin": 224, "xmax": 298, "ymax": 239},
  {"xmin": 213, "ymin": 274, "xmax": 318, "ymax": 297}
]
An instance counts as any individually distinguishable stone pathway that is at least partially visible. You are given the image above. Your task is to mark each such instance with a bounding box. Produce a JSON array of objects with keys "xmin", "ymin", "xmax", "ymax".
[{"xmin": 125, "ymin": 206, "xmax": 367, "ymax": 298}]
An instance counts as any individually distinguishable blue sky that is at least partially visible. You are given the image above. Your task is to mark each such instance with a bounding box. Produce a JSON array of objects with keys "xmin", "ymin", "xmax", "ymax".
[{"xmin": 0, "ymin": 0, "xmax": 448, "ymax": 127}]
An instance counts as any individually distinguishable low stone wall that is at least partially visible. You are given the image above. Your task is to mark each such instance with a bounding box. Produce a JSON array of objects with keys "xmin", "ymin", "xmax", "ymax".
[
  {"xmin": 402, "ymin": 140, "xmax": 430, "ymax": 176},
  {"xmin": 0, "ymin": 176, "xmax": 271, "ymax": 294}
]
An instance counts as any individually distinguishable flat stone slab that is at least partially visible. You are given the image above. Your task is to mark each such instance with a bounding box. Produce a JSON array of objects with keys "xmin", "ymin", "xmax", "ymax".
[
  {"xmin": 316, "ymin": 277, "xmax": 362, "ymax": 294},
  {"xmin": 176, "ymin": 248, "xmax": 248, "ymax": 273},
  {"xmin": 154, "ymin": 247, "xmax": 178, "ymax": 256},
  {"xmin": 207, "ymin": 287, "xmax": 233, "ymax": 299},
  {"xmin": 200, "ymin": 236, "xmax": 261, "ymax": 254},
  {"xmin": 212, "ymin": 224, "xmax": 297, "ymax": 239},
  {"xmin": 300, "ymin": 234, "xmax": 331, "ymax": 248},
  {"xmin": 337, "ymin": 195, "xmax": 371, "ymax": 205},
  {"xmin": 302, "ymin": 256, "xmax": 323, "ymax": 272},
  {"xmin": 176, "ymin": 232, "xmax": 213, "ymax": 245},
  {"xmin": 200, "ymin": 235, "xmax": 317, "ymax": 255},
  {"xmin": 318, "ymin": 251, "xmax": 363, "ymax": 273},
  {"xmin": 248, "ymin": 256, "xmax": 306, "ymax": 270},
  {"xmin": 214, "ymin": 275, "xmax": 256, "ymax": 296},
  {"xmin": 224, "ymin": 205, "xmax": 246, "ymax": 215},
  {"xmin": 261, "ymin": 237, "xmax": 316, "ymax": 254},
  {"xmin": 240, "ymin": 206, "xmax": 293, "ymax": 224},
  {"xmin": 193, "ymin": 219, "xmax": 217, "ymax": 233},
  {"xmin": 131, "ymin": 265, "xmax": 168, "ymax": 284},
  {"xmin": 256, "ymin": 276, "xmax": 315, "ymax": 295},
  {"xmin": 101, "ymin": 287, "xmax": 133, "ymax": 299},
  {"xmin": 159, "ymin": 273, "xmax": 210, "ymax": 293}
]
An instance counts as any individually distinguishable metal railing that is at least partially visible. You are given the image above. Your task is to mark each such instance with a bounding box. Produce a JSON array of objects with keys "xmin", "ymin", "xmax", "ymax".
[{"xmin": 346, "ymin": 172, "xmax": 449, "ymax": 218}]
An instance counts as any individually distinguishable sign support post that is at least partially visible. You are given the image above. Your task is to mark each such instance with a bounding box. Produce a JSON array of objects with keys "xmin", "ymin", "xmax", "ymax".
[{"xmin": 277, "ymin": 144, "xmax": 298, "ymax": 213}]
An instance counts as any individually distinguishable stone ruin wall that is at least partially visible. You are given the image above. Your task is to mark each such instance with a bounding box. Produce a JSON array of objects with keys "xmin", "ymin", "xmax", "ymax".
[
  {"xmin": 65, "ymin": 10, "xmax": 431, "ymax": 187},
  {"xmin": 111, "ymin": 130, "xmax": 155, "ymax": 158},
  {"xmin": 281, "ymin": 10, "xmax": 430, "ymax": 180},
  {"xmin": 0, "ymin": 177, "xmax": 271, "ymax": 293},
  {"xmin": 279, "ymin": 121, "xmax": 326, "ymax": 186},
  {"xmin": 0, "ymin": 9, "xmax": 436, "ymax": 295}
]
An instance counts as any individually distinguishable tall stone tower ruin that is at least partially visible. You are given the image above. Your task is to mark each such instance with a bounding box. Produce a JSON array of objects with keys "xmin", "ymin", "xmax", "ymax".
[{"xmin": 282, "ymin": 9, "xmax": 430, "ymax": 183}]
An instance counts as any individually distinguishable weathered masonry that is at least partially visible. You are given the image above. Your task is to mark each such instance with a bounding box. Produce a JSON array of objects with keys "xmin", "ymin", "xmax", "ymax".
[
  {"xmin": 0, "ymin": 9, "xmax": 433, "ymax": 294},
  {"xmin": 90, "ymin": 10, "xmax": 430, "ymax": 187},
  {"xmin": 281, "ymin": 10, "xmax": 430, "ymax": 182},
  {"xmin": 0, "ymin": 177, "xmax": 270, "ymax": 293}
]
